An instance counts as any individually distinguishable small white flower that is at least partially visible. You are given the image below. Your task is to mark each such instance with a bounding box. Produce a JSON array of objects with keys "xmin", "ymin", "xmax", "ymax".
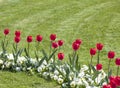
[
  {"xmin": 27, "ymin": 67, "xmax": 32, "ymax": 71},
  {"xmin": 43, "ymin": 72, "xmax": 49, "ymax": 77},
  {"xmin": 1, "ymin": 65, "xmax": 5, "ymax": 69},
  {"xmin": 5, "ymin": 62, "xmax": 11, "ymax": 68},
  {"xmin": 78, "ymin": 72, "xmax": 85, "ymax": 78},
  {"xmin": 57, "ymin": 78, "xmax": 63, "ymax": 84},
  {"xmin": 41, "ymin": 65, "xmax": 46, "ymax": 70},
  {"xmin": 49, "ymin": 67, "xmax": 53, "ymax": 71},
  {"xmin": 81, "ymin": 65, "xmax": 88, "ymax": 72},
  {"xmin": 0, "ymin": 59, "xmax": 3, "ymax": 65},
  {"xmin": 54, "ymin": 70, "xmax": 59, "ymax": 75},
  {"xmin": 69, "ymin": 72, "xmax": 74, "ymax": 78},
  {"xmin": 76, "ymin": 79, "xmax": 83, "ymax": 86},
  {"xmin": 50, "ymin": 73, "xmax": 54, "ymax": 79},
  {"xmin": 16, "ymin": 67, "xmax": 21, "ymax": 72},
  {"xmin": 82, "ymin": 78, "xmax": 89, "ymax": 87},
  {"xmin": 70, "ymin": 81, "xmax": 76, "ymax": 88},
  {"xmin": 53, "ymin": 75, "xmax": 58, "ymax": 81},
  {"xmin": 58, "ymin": 75, "xmax": 63, "ymax": 78},
  {"xmin": 7, "ymin": 54, "xmax": 14, "ymax": 61},
  {"xmin": 37, "ymin": 66, "xmax": 42, "ymax": 72},
  {"xmin": 22, "ymin": 67, "xmax": 26, "ymax": 71}
]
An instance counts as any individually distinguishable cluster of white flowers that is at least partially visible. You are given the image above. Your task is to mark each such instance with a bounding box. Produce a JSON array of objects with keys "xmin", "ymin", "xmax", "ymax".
[{"xmin": 0, "ymin": 53, "xmax": 107, "ymax": 88}]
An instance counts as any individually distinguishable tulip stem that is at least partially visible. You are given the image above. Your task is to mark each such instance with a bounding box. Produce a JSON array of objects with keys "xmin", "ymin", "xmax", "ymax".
[
  {"xmin": 117, "ymin": 66, "xmax": 119, "ymax": 76},
  {"xmin": 108, "ymin": 59, "xmax": 111, "ymax": 76},
  {"xmin": 36, "ymin": 42, "xmax": 39, "ymax": 53},
  {"xmin": 90, "ymin": 55, "xmax": 93, "ymax": 65},
  {"xmin": 97, "ymin": 50, "xmax": 100, "ymax": 64},
  {"xmin": 28, "ymin": 43, "xmax": 30, "ymax": 57},
  {"xmin": 59, "ymin": 46, "xmax": 61, "ymax": 52},
  {"xmin": 49, "ymin": 41, "xmax": 52, "ymax": 56},
  {"xmin": 16, "ymin": 43, "xmax": 18, "ymax": 52},
  {"xmin": 3, "ymin": 35, "xmax": 6, "ymax": 51}
]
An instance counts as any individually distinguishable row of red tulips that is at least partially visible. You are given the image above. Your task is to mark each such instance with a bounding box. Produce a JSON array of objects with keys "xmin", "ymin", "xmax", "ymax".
[{"xmin": 3, "ymin": 28, "xmax": 120, "ymax": 88}]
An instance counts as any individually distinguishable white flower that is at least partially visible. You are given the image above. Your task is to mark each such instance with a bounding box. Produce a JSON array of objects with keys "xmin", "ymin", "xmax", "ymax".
[
  {"xmin": 49, "ymin": 67, "xmax": 53, "ymax": 71},
  {"xmin": 16, "ymin": 67, "xmax": 21, "ymax": 72},
  {"xmin": 80, "ymin": 65, "xmax": 88, "ymax": 72},
  {"xmin": 27, "ymin": 67, "xmax": 32, "ymax": 71},
  {"xmin": 37, "ymin": 66, "xmax": 42, "ymax": 72},
  {"xmin": 78, "ymin": 72, "xmax": 85, "ymax": 78},
  {"xmin": 30, "ymin": 58, "xmax": 38, "ymax": 65},
  {"xmin": 43, "ymin": 60, "xmax": 47, "ymax": 65},
  {"xmin": 1, "ymin": 65, "xmax": 5, "ymax": 69},
  {"xmin": 57, "ymin": 78, "xmax": 63, "ymax": 84},
  {"xmin": 50, "ymin": 73, "xmax": 54, "ymax": 79},
  {"xmin": 0, "ymin": 59, "xmax": 3, "ymax": 65},
  {"xmin": 76, "ymin": 79, "xmax": 83, "ymax": 86},
  {"xmin": 43, "ymin": 72, "xmax": 49, "ymax": 77},
  {"xmin": 41, "ymin": 65, "xmax": 46, "ymax": 70},
  {"xmin": 70, "ymin": 81, "xmax": 76, "ymax": 88},
  {"xmin": 5, "ymin": 62, "xmax": 12, "ymax": 68},
  {"xmin": 7, "ymin": 54, "xmax": 14, "ymax": 61},
  {"xmin": 82, "ymin": 78, "xmax": 89, "ymax": 87},
  {"xmin": 58, "ymin": 75, "xmax": 63, "ymax": 78},
  {"xmin": 54, "ymin": 70, "xmax": 59, "ymax": 75},
  {"xmin": 69, "ymin": 72, "xmax": 74, "ymax": 78},
  {"xmin": 53, "ymin": 75, "xmax": 58, "ymax": 81},
  {"xmin": 22, "ymin": 67, "xmax": 26, "ymax": 71}
]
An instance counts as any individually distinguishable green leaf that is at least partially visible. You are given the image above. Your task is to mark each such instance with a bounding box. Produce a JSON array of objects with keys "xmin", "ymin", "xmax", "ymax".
[
  {"xmin": 48, "ymin": 49, "xmax": 57, "ymax": 62},
  {"xmin": 108, "ymin": 69, "xmax": 112, "ymax": 77},
  {"xmin": 35, "ymin": 51, "xmax": 39, "ymax": 61},
  {"xmin": 91, "ymin": 65, "xmax": 96, "ymax": 73},
  {"xmin": 105, "ymin": 76, "xmax": 109, "ymax": 84},
  {"xmin": 93, "ymin": 71, "xmax": 100, "ymax": 80},
  {"xmin": 24, "ymin": 48, "xmax": 29, "ymax": 57},
  {"xmin": 19, "ymin": 49, "xmax": 23, "ymax": 56},
  {"xmin": 41, "ymin": 49, "xmax": 48, "ymax": 60},
  {"xmin": 39, "ymin": 56, "xmax": 46, "ymax": 66},
  {"xmin": 68, "ymin": 54, "xmax": 72, "ymax": 64}
]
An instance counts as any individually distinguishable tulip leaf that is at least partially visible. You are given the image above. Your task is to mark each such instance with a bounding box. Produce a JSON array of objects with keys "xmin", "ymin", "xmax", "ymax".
[
  {"xmin": 91, "ymin": 65, "xmax": 96, "ymax": 73},
  {"xmin": 41, "ymin": 49, "xmax": 48, "ymax": 60},
  {"xmin": 68, "ymin": 54, "xmax": 72, "ymax": 64},
  {"xmin": 48, "ymin": 49, "xmax": 57, "ymax": 62},
  {"xmin": 24, "ymin": 48, "xmax": 29, "ymax": 58},
  {"xmin": 39, "ymin": 56, "xmax": 46, "ymax": 66},
  {"xmin": 108, "ymin": 69, "xmax": 112, "ymax": 77}
]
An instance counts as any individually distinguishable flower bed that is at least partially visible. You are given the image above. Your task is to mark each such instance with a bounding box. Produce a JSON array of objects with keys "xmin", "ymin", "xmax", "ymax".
[{"xmin": 0, "ymin": 29, "xmax": 120, "ymax": 88}]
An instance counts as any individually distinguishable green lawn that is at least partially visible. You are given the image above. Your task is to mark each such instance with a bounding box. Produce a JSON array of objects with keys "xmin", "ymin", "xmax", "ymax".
[{"xmin": 0, "ymin": 0, "xmax": 120, "ymax": 87}]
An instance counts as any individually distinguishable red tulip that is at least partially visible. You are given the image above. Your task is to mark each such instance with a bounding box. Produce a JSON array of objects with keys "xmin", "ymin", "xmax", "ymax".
[
  {"xmin": 75, "ymin": 39, "xmax": 82, "ymax": 45},
  {"xmin": 108, "ymin": 51, "xmax": 115, "ymax": 59},
  {"xmin": 58, "ymin": 53, "xmax": 64, "ymax": 60},
  {"xmin": 27, "ymin": 36, "xmax": 32, "ymax": 43},
  {"xmin": 52, "ymin": 42, "xmax": 58, "ymax": 48},
  {"xmin": 102, "ymin": 84, "xmax": 111, "ymax": 88},
  {"xmin": 90, "ymin": 48, "xmax": 96, "ymax": 56},
  {"xmin": 50, "ymin": 34, "xmax": 56, "ymax": 41},
  {"xmin": 96, "ymin": 43, "xmax": 103, "ymax": 51},
  {"xmin": 115, "ymin": 58, "xmax": 120, "ymax": 66},
  {"xmin": 4, "ymin": 28, "xmax": 10, "ymax": 35},
  {"xmin": 36, "ymin": 35, "xmax": 43, "ymax": 42},
  {"xmin": 15, "ymin": 30, "xmax": 21, "ymax": 37},
  {"xmin": 72, "ymin": 42, "xmax": 80, "ymax": 51},
  {"xmin": 58, "ymin": 40, "xmax": 64, "ymax": 46},
  {"xmin": 14, "ymin": 36, "xmax": 21, "ymax": 43},
  {"xmin": 115, "ymin": 76, "xmax": 120, "ymax": 86},
  {"xmin": 96, "ymin": 63, "xmax": 102, "ymax": 70},
  {"xmin": 110, "ymin": 79, "xmax": 117, "ymax": 88}
]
